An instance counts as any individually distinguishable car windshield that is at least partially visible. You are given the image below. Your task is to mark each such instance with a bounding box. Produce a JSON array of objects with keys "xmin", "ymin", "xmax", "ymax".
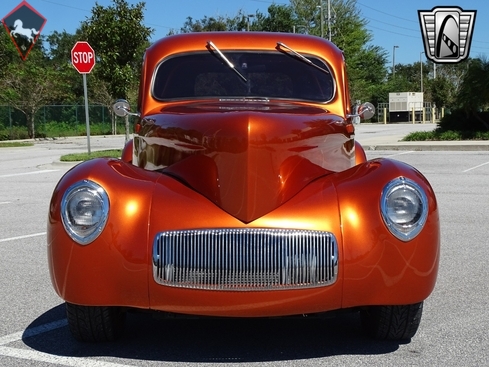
[{"xmin": 152, "ymin": 51, "xmax": 335, "ymax": 102}]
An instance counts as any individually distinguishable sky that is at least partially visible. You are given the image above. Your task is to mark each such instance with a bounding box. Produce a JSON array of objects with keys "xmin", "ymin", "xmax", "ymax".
[{"xmin": 1, "ymin": 0, "xmax": 488, "ymax": 65}]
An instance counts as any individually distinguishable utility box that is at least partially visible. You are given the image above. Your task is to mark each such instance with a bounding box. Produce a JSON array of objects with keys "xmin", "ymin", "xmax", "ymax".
[{"xmin": 389, "ymin": 92, "xmax": 424, "ymax": 122}]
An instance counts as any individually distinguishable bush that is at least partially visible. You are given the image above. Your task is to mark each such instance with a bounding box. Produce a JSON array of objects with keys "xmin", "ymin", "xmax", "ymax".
[
  {"xmin": 0, "ymin": 121, "xmax": 132, "ymax": 141},
  {"xmin": 403, "ymin": 128, "xmax": 489, "ymax": 141},
  {"xmin": 438, "ymin": 109, "xmax": 489, "ymax": 132},
  {"xmin": 0, "ymin": 126, "xmax": 31, "ymax": 140}
]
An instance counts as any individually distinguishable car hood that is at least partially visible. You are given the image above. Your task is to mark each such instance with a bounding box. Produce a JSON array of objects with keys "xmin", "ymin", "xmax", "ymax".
[{"xmin": 134, "ymin": 102, "xmax": 354, "ymax": 223}]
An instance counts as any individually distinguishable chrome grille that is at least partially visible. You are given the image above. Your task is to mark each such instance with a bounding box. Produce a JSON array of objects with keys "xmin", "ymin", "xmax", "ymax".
[{"xmin": 153, "ymin": 228, "xmax": 338, "ymax": 291}]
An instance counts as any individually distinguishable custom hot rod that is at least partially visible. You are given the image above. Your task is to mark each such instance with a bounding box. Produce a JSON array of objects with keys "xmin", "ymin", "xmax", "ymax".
[{"xmin": 47, "ymin": 32, "xmax": 439, "ymax": 342}]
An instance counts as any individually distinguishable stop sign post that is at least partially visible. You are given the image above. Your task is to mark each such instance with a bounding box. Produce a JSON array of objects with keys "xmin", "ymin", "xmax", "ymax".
[{"xmin": 71, "ymin": 41, "xmax": 96, "ymax": 154}]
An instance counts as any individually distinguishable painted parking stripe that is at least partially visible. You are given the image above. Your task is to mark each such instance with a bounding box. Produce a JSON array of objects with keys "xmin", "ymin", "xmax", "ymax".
[
  {"xmin": 463, "ymin": 161, "xmax": 489, "ymax": 173},
  {"xmin": 0, "ymin": 232, "xmax": 46, "ymax": 243},
  {"xmin": 0, "ymin": 346, "xmax": 135, "ymax": 366},
  {"xmin": 0, "ymin": 169, "xmax": 60, "ymax": 178},
  {"xmin": 0, "ymin": 319, "xmax": 135, "ymax": 366},
  {"xmin": 386, "ymin": 151, "xmax": 415, "ymax": 157},
  {"xmin": 0, "ymin": 319, "xmax": 68, "ymax": 346}
]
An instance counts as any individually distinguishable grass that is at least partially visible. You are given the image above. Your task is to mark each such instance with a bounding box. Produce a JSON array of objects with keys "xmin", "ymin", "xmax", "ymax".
[
  {"xmin": 60, "ymin": 149, "xmax": 122, "ymax": 162},
  {"xmin": 0, "ymin": 141, "xmax": 34, "ymax": 147},
  {"xmin": 402, "ymin": 129, "xmax": 489, "ymax": 141}
]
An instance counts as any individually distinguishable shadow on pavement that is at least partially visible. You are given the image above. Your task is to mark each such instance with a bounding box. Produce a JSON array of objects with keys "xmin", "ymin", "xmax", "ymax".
[{"xmin": 22, "ymin": 304, "xmax": 403, "ymax": 363}]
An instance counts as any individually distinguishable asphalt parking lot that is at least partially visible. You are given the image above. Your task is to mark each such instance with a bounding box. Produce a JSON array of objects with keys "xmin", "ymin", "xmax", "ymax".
[{"xmin": 1, "ymin": 125, "xmax": 488, "ymax": 366}]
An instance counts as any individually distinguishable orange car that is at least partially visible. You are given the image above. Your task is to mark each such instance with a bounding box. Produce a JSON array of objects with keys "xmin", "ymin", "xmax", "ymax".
[{"xmin": 47, "ymin": 32, "xmax": 439, "ymax": 342}]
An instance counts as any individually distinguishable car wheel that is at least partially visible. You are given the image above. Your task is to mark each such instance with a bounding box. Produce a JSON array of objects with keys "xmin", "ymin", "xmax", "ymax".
[
  {"xmin": 360, "ymin": 302, "xmax": 423, "ymax": 340},
  {"xmin": 66, "ymin": 302, "xmax": 125, "ymax": 342}
]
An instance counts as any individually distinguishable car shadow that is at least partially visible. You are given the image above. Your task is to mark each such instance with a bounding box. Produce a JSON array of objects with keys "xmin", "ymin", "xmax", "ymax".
[{"xmin": 22, "ymin": 304, "xmax": 403, "ymax": 362}]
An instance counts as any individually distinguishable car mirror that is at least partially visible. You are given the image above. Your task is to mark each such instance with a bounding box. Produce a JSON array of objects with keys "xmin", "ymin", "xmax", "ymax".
[
  {"xmin": 358, "ymin": 102, "xmax": 375, "ymax": 120},
  {"xmin": 113, "ymin": 99, "xmax": 140, "ymax": 118}
]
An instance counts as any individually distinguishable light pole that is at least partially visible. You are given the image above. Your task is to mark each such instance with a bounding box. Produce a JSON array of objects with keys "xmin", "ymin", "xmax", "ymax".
[
  {"xmin": 247, "ymin": 14, "xmax": 254, "ymax": 31},
  {"xmin": 327, "ymin": 0, "xmax": 331, "ymax": 41},
  {"xmin": 317, "ymin": 1, "xmax": 331, "ymax": 40},
  {"xmin": 420, "ymin": 51, "xmax": 425, "ymax": 93},
  {"xmin": 317, "ymin": 3, "xmax": 324, "ymax": 38},
  {"xmin": 392, "ymin": 45, "xmax": 399, "ymax": 77}
]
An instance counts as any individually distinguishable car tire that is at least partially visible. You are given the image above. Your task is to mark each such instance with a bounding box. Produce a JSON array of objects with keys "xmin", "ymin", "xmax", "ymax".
[
  {"xmin": 66, "ymin": 302, "xmax": 125, "ymax": 342},
  {"xmin": 360, "ymin": 302, "xmax": 423, "ymax": 340}
]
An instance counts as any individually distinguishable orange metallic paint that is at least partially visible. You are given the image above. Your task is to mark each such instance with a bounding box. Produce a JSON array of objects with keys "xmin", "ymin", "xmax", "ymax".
[
  {"xmin": 354, "ymin": 141, "xmax": 367, "ymax": 165},
  {"xmin": 141, "ymin": 33, "xmax": 347, "ymax": 118},
  {"xmin": 48, "ymin": 158, "xmax": 439, "ymax": 315},
  {"xmin": 137, "ymin": 106, "xmax": 354, "ymax": 222},
  {"xmin": 121, "ymin": 139, "xmax": 133, "ymax": 163},
  {"xmin": 47, "ymin": 32, "xmax": 439, "ymax": 317}
]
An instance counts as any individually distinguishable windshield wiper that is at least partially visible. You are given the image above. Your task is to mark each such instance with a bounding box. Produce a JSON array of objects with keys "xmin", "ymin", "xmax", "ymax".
[
  {"xmin": 207, "ymin": 41, "xmax": 248, "ymax": 83},
  {"xmin": 276, "ymin": 42, "xmax": 330, "ymax": 74}
]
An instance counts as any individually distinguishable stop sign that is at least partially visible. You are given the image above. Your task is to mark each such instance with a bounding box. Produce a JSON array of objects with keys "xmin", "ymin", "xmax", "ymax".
[{"xmin": 71, "ymin": 41, "xmax": 95, "ymax": 74}]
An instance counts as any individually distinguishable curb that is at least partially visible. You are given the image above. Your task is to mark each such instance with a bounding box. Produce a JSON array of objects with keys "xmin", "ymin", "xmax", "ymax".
[{"xmin": 363, "ymin": 144, "xmax": 489, "ymax": 151}]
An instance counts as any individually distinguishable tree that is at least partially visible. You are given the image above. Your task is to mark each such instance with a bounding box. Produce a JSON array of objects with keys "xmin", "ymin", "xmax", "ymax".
[
  {"xmin": 289, "ymin": 0, "xmax": 318, "ymax": 35},
  {"xmin": 455, "ymin": 57, "xmax": 489, "ymax": 130},
  {"xmin": 0, "ymin": 29, "xmax": 19, "ymax": 78},
  {"xmin": 180, "ymin": 16, "xmax": 230, "ymax": 33},
  {"xmin": 256, "ymin": 4, "xmax": 297, "ymax": 32},
  {"xmin": 80, "ymin": 0, "xmax": 153, "ymax": 141},
  {"xmin": 0, "ymin": 42, "xmax": 66, "ymax": 138},
  {"xmin": 290, "ymin": 0, "xmax": 388, "ymax": 103},
  {"xmin": 176, "ymin": 4, "xmax": 297, "ymax": 34},
  {"xmin": 426, "ymin": 76, "xmax": 454, "ymax": 110}
]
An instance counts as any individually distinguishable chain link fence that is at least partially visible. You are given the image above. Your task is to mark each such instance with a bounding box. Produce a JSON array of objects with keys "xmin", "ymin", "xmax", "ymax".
[{"xmin": 0, "ymin": 104, "xmax": 133, "ymax": 140}]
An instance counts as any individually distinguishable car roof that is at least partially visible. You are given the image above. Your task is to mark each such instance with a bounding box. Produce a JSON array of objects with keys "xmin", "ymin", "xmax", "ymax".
[{"xmin": 146, "ymin": 32, "xmax": 344, "ymax": 67}]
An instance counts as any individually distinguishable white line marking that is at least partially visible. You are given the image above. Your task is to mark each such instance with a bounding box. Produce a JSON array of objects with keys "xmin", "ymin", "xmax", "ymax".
[
  {"xmin": 386, "ymin": 151, "xmax": 415, "ymax": 157},
  {"xmin": 0, "ymin": 319, "xmax": 135, "ymax": 366},
  {"xmin": 0, "ymin": 346, "xmax": 135, "ymax": 366},
  {"xmin": 0, "ymin": 319, "xmax": 67, "ymax": 346},
  {"xmin": 463, "ymin": 161, "xmax": 489, "ymax": 173},
  {"xmin": 0, "ymin": 232, "xmax": 46, "ymax": 243},
  {"xmin": 0, "ymin": 169, "xmax": 60, "ymax": 178},
  {"xmin": 0, "ymin": 202, "xmax": 11, "ymax": 205}
]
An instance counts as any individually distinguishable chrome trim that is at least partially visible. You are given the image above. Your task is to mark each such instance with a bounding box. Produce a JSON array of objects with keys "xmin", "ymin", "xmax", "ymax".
[
  {"xmin": 60, "ymin": 180, "xmax": 109, "ymax": 245},
  {"xmin": 153, "ymin": 228, "xmax": 338, "ymax": 291},
  {"xmin": 380, "ymin": 177, "xmax": 429, "ymax": 242}
]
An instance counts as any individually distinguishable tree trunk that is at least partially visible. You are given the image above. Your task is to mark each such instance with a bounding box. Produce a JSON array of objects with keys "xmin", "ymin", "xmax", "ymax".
[{"xmin": 28, "ymin": 113, "xmax": 35, "ymax": 139}]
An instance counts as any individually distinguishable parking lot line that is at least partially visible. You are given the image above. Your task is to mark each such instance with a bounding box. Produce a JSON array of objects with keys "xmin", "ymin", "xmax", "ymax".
[
  {"xmin": 0, "ymin": 346, "xmax": 135, "ymax": 367},
  {"xmin": 0, "ymin": 170, "xmax": 60, "ymax": 178},
  {"xmin": 0, "ymin": 232, "xmax": 46, "ymax": 243},
  {"xmin": 463, "ymin": 161, "xmax": 489, "ymax": 173},
  {"xmin": 0, "ymin": 319, "xmax": 135, "ymax": 366},
  {"xmin": 386, "ymin": 151, "xmax": 415, "ymax": 157}
]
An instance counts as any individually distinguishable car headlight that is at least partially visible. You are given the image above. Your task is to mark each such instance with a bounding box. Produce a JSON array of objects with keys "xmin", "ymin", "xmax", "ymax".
[
  {"xmin": 380, "ymin": 177, "xmax": 428, "ymax": 241},
  {"xmin": 61, "ymin": 180, "xmax": 109, "ymax": 245}
]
